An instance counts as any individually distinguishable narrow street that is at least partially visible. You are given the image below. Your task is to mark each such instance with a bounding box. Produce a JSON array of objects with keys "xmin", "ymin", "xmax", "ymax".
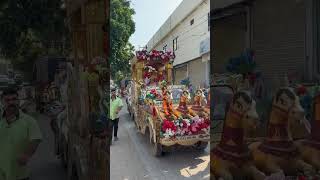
[
  {"xmin": 111, "ymin": 101, "xmax": 210, "ymax": 180},
  {"xmin": 29, "ymin": 113, "xmax": 67, "ymax": 180}
]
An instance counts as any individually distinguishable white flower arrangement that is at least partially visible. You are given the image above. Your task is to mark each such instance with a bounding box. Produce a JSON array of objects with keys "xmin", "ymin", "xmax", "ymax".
[
  {"xmin": 161, "ymin": 116, "xmax": 210, "ymax": 138},
  {"xmin": 163, "ymin": 129, "xmax": 175, "ymax": 139}
]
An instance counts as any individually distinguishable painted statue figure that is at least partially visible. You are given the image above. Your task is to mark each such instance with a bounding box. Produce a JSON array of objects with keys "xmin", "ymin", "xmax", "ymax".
[
  {"xmin": 295, "ymin": 93, "xmax": 320, "ymax": 170},
  {"xmin": 162, "ymin": 89, "xmax": 178, "ymax": 120},
  {"xmin": 211, "ymin": 91, "xmax": 267, "ymax": 180},
  {"xmin": 249, "ymin": 87, "xmax": 315, "ymax": 176},
  {"xmin": 158, "ymin": 66, "xmax": 166, "ymax": 82},
  {"xmin": 191, "ymin": 89, "xmax": 208, "ymax": 117},
  {"xmin": 176, "ymin": 89, "xmax": 195, "ymax": 118},
  {"xmin": 176, "ymin": 90, "xmax": 190, "ymax": 114}
]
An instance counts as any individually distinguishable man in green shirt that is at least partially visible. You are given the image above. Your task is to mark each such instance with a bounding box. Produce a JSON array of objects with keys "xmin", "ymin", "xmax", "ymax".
[
  {"xmin": 0, "ymin": 88, "xmax": 42, "ymax": 180},
  {"xmin": 109, "ymin": 88, "xmax": 123, "ymax": 142}
]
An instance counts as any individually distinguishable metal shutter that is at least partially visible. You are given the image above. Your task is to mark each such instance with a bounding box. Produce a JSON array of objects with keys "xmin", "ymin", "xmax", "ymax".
[
  {"xmin": 174, "ymin": 64, "xmax": 188, "ymax": 85},
  {"xmin": 212, "ymin": 13, "xmax": 247, "ymax": 73},
  {"xmin": 251, "ymin": 0, "xmax": 306, "ymax": 90},
  {"xmin": 188, "ymin": 58, "xmax": 206, "ymax": 87}
]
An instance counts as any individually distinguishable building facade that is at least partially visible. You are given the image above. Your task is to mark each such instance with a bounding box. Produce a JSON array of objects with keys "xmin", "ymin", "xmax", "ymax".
[
  {"xmin": 146, "ymin": 0, "xmax": 210, "ymax": 87},
  {"xmin": 211, "ymin": 0, "xmax": 319, "ymax": 93}
]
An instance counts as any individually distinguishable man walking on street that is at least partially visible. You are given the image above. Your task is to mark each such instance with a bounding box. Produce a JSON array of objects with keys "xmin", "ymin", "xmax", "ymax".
[
  {"xmin": 110, "ymin": 87, "xmax": 123, "ymax": 142},
  {"xmin": 0, "ymin": 87, "xmax": 42, "ymax": 180}
]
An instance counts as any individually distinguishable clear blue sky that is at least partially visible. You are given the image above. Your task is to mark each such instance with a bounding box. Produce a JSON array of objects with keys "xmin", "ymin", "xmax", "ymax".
[{"xmin": 129, "ymin": 0, "xmax": 183, "ymax": 50}]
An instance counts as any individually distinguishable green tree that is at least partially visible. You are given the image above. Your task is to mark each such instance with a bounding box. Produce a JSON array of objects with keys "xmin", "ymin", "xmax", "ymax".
[
  {"xmin": 114, "ymin": 70, "xmax": 124, "ymax": 86},
  {"xmin": 110, "ymin": 0, "xmax": 135, "ymax": 78},
  {"xmin": 0, "ymin": 0, "xmax": 68, "ymax": 74}
]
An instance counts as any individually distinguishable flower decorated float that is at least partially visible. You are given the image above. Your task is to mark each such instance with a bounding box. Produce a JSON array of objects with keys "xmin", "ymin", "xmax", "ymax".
[{"xmin": 130, "ymin": 49, "xmax": 210, "ymax": 156}]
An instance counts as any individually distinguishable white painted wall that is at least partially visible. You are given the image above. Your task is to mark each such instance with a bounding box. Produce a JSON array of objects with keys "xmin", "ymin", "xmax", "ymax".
[{"xmin": 146, "ymin": 0, "xmax": 210, "ymax": 66}]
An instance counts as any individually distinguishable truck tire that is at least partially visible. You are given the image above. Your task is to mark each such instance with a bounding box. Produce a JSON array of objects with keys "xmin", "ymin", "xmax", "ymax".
[
  {"xmin": 70, "ymin": 164, "xmax": 79, "ymax": 180},
  {"xmin": 61, "ymin": 140, "xmax": 68, "ymax": 168},
  {"xmin": 133, "ymin": 116, "xmax": 139, "ymax": 130},
  {"xmin": 153, "ymin": 142, "xmax": 163, "ymax": 157},
  {"xmin": 67, "ymin": 155, "xmax": 79, "ymax": 180},
  {"xmin": 193, "ymin": 142, "xmax": 208, "ymax": 151},
  {"xmin": 147, "ymin": 127, "xmax": 163, "ymax": 157}
]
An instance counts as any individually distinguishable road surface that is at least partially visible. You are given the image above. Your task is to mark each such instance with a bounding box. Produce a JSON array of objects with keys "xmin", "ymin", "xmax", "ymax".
[
  {"xmin": 111, "ymin": 101, "xmax": 210, "ymax": 180},
  {"xmin": 29, "ymin": 113, "xmax": 67, "ymax": 180}
]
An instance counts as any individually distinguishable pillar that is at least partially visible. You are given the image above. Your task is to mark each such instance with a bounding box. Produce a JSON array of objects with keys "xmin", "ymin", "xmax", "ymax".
[{"xmin": 166, "ymin": 63, "xmax": 173, "ymax": 85}]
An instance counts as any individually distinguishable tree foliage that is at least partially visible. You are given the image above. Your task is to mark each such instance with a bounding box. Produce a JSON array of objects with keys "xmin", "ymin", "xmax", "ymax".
[
  {"xmin": 0, "ymin": 0, "xmax": 68, "ymax": 72},
  {"xmin": 0, "ymin": 0, "xmax": 135, "ymax": 79},
  {"xmin": 110, "ymin": 0, "xmax": 135, "ymax": 78},
  {"xmin": 114, "ymin": 70, "xmax": 124, "ymax": 86}
]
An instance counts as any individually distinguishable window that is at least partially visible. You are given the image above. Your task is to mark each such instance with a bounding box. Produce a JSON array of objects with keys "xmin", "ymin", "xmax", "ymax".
[
  {"xmin": 173, "ymin": 37, "xmax": 178, "ymax": 51},
  {"xmin": 190, "ymin": 18, "xmax": 194, "ymax": 25},
  {"xmin": 163, "ymin": 44, "xmax": 167, "ymax": 52}
]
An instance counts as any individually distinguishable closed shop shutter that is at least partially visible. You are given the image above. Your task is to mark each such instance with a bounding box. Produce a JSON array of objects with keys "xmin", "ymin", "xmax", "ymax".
[
  {"xmin": 174, "ymin": 64, "xmax": 188, "ymax": 85},
  {"xmin": 188, "ymin": 58, "xmax": 206, "ymax": 87},
  {"xmin": 251, "ymin": 0, "xmax": 306, "ymax": 90},
  {"xmin": 212, "ymin": 13, "xmax": 247, "ymax": 73},
  {"xmin": 314, "ymin": 0, "xmax": 320, "ymax": 74}
]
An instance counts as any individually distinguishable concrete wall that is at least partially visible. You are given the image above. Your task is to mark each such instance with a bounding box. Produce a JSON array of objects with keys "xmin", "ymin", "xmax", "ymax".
[
  {"xmin": 251, "ymin": 0, "xmax": 307, "ymax": 91},
  {"xmin": 148, "ymin": 0, "xmax": 210, "ymax": 66},
  {"xmin": 146, "ymin": 0, "xmax": 210, "ymax": 87},
  {"xmin": 212, "ymin": 14, "xmax": 247, "ymax": 73}
]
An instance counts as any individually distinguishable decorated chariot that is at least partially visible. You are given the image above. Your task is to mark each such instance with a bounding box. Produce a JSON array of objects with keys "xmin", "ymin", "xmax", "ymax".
[{"xmin": 130, "ymin": 49, "xmax": 210, "ymax": 156}]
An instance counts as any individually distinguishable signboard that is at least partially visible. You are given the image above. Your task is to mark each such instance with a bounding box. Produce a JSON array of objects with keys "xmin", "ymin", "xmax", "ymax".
[{"xmin": 199, "ymin": 38, "xmax": 210, "ymax": 55}]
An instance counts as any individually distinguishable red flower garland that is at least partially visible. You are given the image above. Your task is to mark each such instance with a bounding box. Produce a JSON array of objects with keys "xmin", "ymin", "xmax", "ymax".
[
  {"xmin": 198, "ymin": 118, "xmax": 210, "ymax": 130},
  {"xmin": 136, "ymin": 50, "xmax": 175, "ymax": 63},
  {"xmin": 297, "ymin": 85, "xmax": 307, "ymax": 96},
  {"xmin": 298, "ymin": 176, "xmax": 306, "ymax": 180},
  {"xmin": 150, "ymin": 89, "xmax": 159, "ymax": 97},
  {"xmin": 143, "ymin": 72, "xmax": 151, "ymax": 78},
  {"xmin": 161, "ymin": 117, "xmax": 210, "ymax": 138},
  {"xmin": 162, "ymin": 119, "xmax": 177, "ymax": 132}
]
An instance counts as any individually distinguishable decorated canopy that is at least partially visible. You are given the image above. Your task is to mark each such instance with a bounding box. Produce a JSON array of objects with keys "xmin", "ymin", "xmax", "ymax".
[
  {"xmin": 132, "ymin": 50, "xmax": 175, "ymax": 86},
  {"xmin": 136, "ymin": 50, "xmax": 175, "ymax": 63}
]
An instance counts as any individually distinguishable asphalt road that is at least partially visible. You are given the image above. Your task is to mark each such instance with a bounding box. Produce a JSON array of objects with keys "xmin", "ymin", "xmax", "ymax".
[
  {"xmin": 28, "ymin": 113, "xmax": 67, "ymax": 180},
  {"xmin": 111, "ymin": 101, "xmax": 210, "ymax": 180}
]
